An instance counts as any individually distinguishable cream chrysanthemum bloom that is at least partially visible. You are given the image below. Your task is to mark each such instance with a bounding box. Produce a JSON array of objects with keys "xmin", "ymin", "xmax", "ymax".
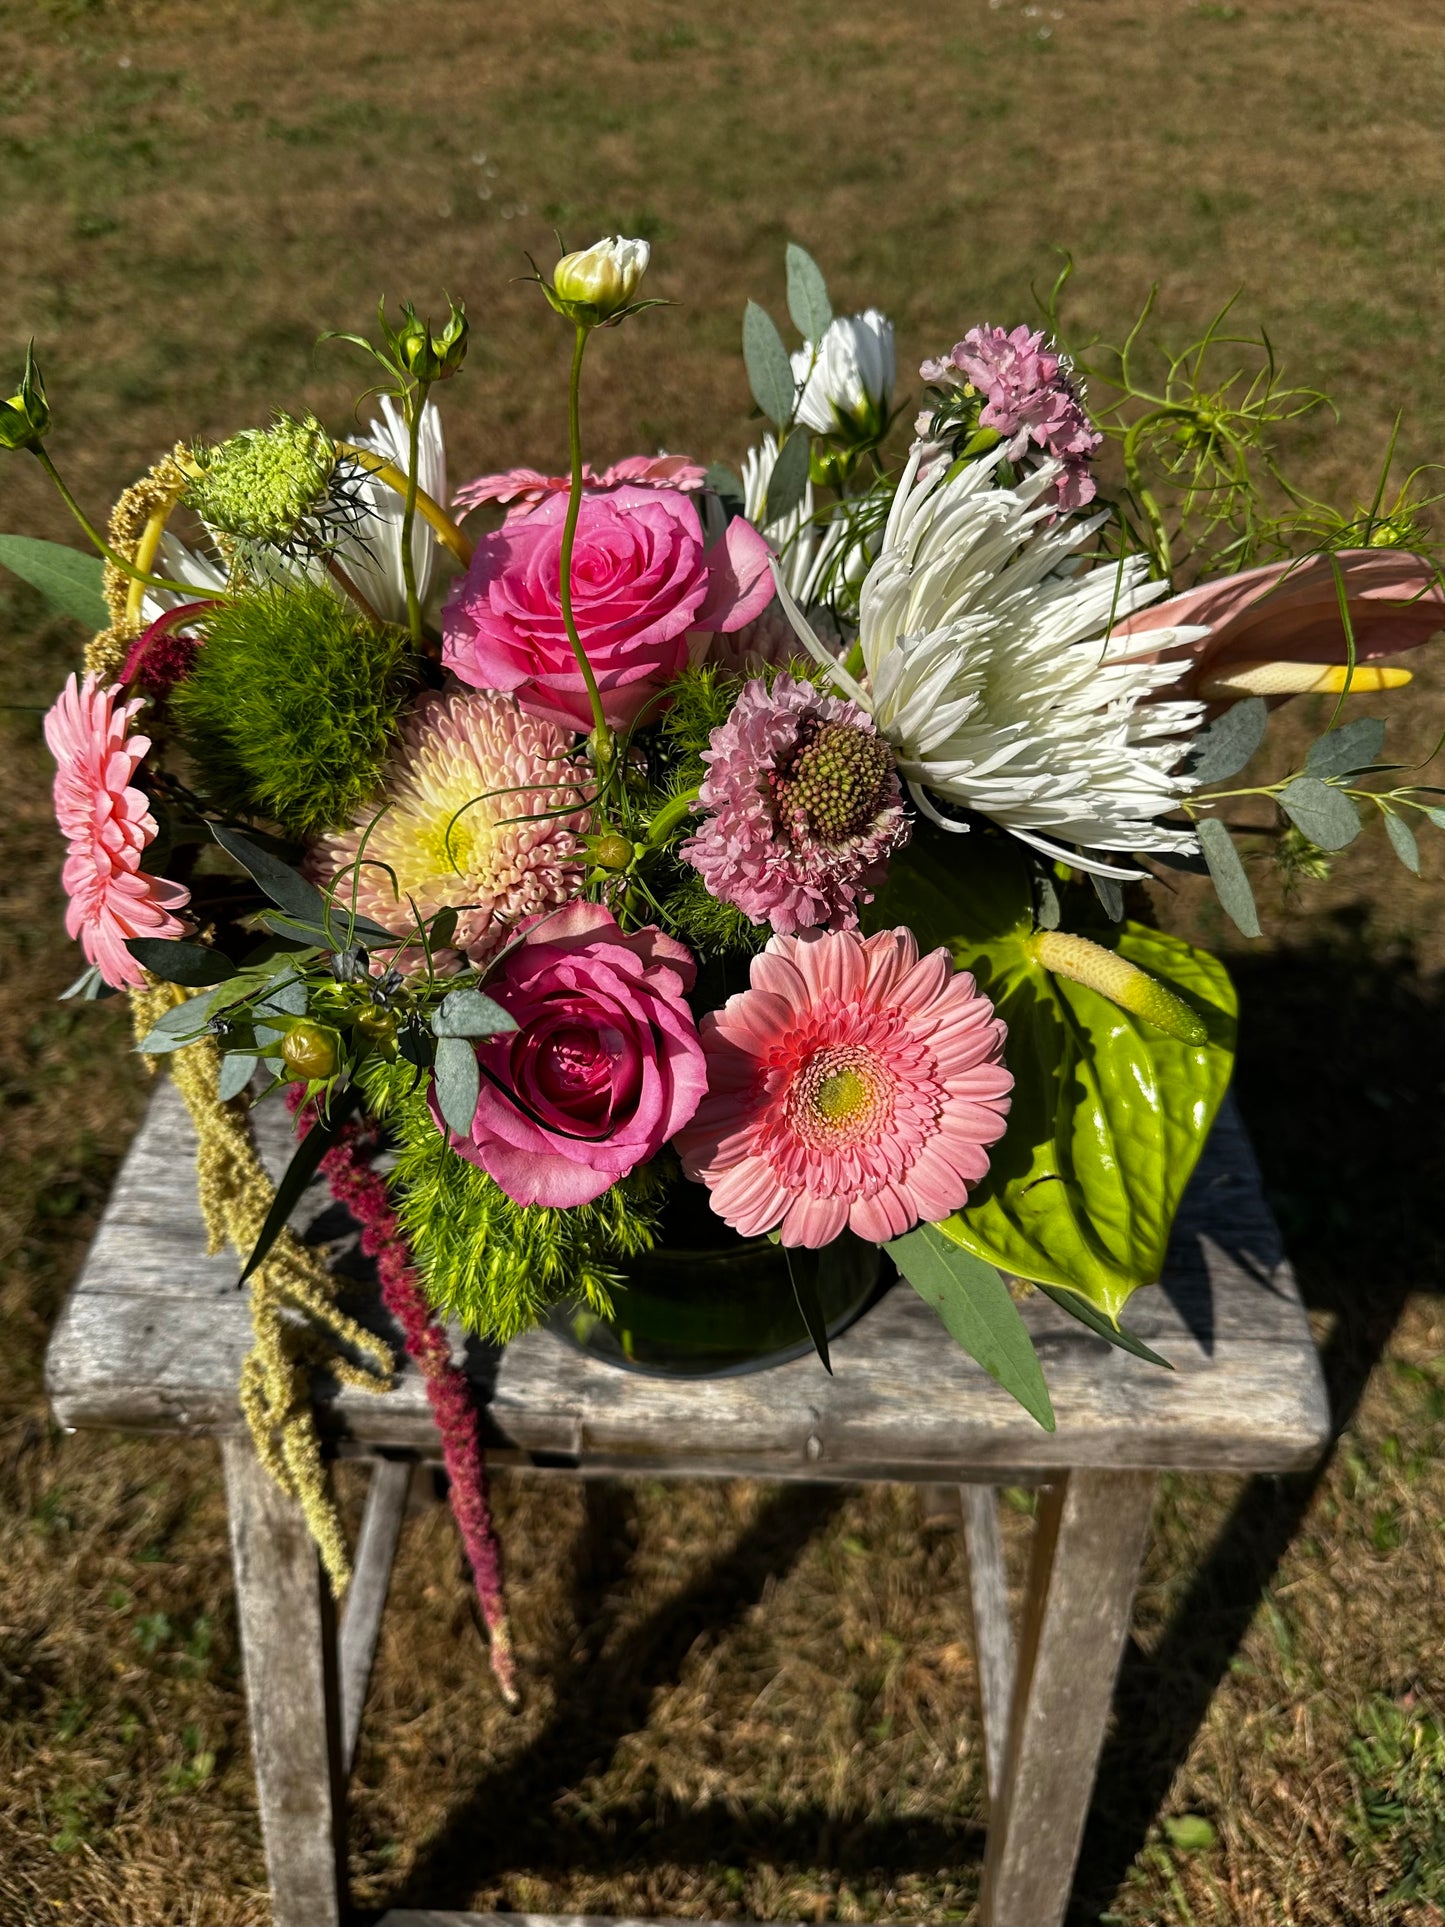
[
  {"xmin": 778, "ymin": 448, "xmax": 1210, "ymax": 872},
  {"xmin": 312, "ymin": 687, "xmax": 589, "ymax": 967}
]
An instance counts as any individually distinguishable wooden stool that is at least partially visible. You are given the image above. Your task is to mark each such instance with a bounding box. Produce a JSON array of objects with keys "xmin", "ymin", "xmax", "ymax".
[{"xmin": 46, "ymin": 1080, "xmax": 1329, "ymax": 1927}]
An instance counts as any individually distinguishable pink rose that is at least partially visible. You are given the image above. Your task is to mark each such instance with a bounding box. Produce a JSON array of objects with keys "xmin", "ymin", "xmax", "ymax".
[
  {"xmin": 438, "ymin": 902, "xmax": 707, "ymax": 1209},
  {"xmin": 442, "ymin": 484, "xmax": 775, "ymax": 732}
]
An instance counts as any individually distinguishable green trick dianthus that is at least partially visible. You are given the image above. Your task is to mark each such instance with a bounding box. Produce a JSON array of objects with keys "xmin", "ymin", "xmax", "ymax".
[{"xmin": 172, "ymin": 579, "xmax": 415, "ymax": 838}]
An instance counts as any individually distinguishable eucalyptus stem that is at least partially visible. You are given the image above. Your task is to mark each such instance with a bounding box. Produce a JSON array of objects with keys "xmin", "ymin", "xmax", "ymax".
[
  {"xmin": 399, "ymin": 379, "xmax": 430, "ymax": 648},
  {"xmin": 31, "ymin": 447, "xmax": 226, "ymax": 602},
  {"xmin": 559, "ymin": 323, "xmax": 612, "ymax": 767}
]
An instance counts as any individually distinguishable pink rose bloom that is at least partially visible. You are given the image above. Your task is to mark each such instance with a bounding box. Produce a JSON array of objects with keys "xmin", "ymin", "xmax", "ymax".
[
  {"xmin": 43, "ymin": 673, "xmax": 191, "ymax": 990},
  {"xmin": 440, "ymin": 902, "xmax": 707, "ymax": 1209},
  {"xmin": 443, "ymin": 484, "xmax": 774, "ymax": 732},
  {"xmin": 453, "ymin": 453, "xmax": 707, "ymax": 522}
]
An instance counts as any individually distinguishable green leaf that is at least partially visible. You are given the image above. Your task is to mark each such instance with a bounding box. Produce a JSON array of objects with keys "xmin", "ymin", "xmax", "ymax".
[
  {"xmin": 763, "ymin": 429, "xmax": 811, "ymax": 530},
  {"xmin": 866, "ymin": 831, "xmax": 1237, "ymax": 1321},
  {"xmin": 1033, "ymin": 1281, "xmax": 1173, "ymax": 1369},
  {"xmin": 239, "ymin": 1084, "xmax": 360, "ymax": 1285},
  {"xmin": 1187, "ymin": 697, "xmax": 1267, "ymax": 784},
  {"xmin": 1384, "ymin": 810, "xmax": 1420, "ymax": 874},
  {"xmin": 0, "ymin": 534, "xmax": 107, "ymax": 629},
  {"xmin": 1090, "ymin": 871, "xmax": 1125, "ymax": 922},
  {"xmin": 784, "ymin": 242, "xmax": 832, "ymax": 342},
  {"xmin": 742, "ymin": 300, "xmax": 796, "ymax": 428},
  {"xmin": 427, "ymin": 905, "xmax": 460, "ymax": 953},
  {"xmin": 124, "ymin": 937, "xmax": 237, "ymax": 987},
  {"xmin": 1305, "ymin": 716, "xmax": 1385, "ymax": 779},
  {"xmin": 1163, "ymin": 1814, "xmax": 1218, "ymax": 1853},
  {"xmin": 217, "ymin": 1052, "xmax": 259, "ymax": 1102},
  {"xmin": 432, "ymin": 1035, "xmax": 480, "ymax": 1137},
  {"xmin": 432, "ymin": 986, "xmax": 518, "ymax": 1038},
  {"xmin": 214, "ymin": 825, "xmax": 397, "ymax": 947},
  {"xmin": 137, "ymin": 996, "xmax": 212, "ymax": 1054},
  {"xmin": 1279, "ymin": 776, "xmax": 1361, "ymax": 850},
  {"xmin": 783, "ymin": 1245, "xmax": 833, "ymax": 1374},
  {"xmin": 886, "ymin": 1223, "xmax": 1054, "ymax": 1430},
  {"xmin": 1423, "ymin": 805, "xmax": 1445, "ymax": 832},
  {"xmin": 704, "ymin": 462, "xmax": 745, "ymax": 518},
  {"xmin": 1196, "ymin": 817, "xmax": 1261, "ymax": 937}
]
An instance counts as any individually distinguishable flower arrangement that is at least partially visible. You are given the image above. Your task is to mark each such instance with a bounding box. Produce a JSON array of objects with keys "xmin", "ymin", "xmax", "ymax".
[{"xmin": 9, "ymin": 237, "xmax": 1445, "ymax": 1616}]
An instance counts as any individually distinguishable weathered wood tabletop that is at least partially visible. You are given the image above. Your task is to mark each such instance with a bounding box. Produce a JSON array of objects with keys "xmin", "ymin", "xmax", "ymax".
[{"xmin": 47, "ymin": 1077, "xmax": 1329, "ymax": 1481}]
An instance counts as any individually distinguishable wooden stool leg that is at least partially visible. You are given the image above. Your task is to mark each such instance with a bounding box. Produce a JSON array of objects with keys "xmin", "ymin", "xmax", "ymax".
[
  {"xmin": 222, "ymin": 1437, "xmax": 347, "ymax": 1927},
  {"xmin": 339, "ymin": 1457, "xmax": 412, "ymax": 1776},
  {"xmin": 959, "ymin": 1484, "xmax": 1016, "ymax": 1804},
  {"xmin": 978, "ymin": 1469, "xmax": 1155, "ymax": 1927}
]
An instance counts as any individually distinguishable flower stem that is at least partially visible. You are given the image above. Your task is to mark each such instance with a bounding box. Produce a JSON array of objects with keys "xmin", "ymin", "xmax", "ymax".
[
  {"xmin": 645, "ymin": 787, "xmax": 700, "ymax": 847},
  {"xmin": 400, "ymin": 380, "xmax": 430, "ymax": 648},
  {"xmin": 32, "ymin": 447, "xmax": 226, "ymax": 602},
  {"xmin": 335, "ymin": 444, "xmax": 473, "ymax": 566},
  {"xmin": 559, "ymin": 323, "xmax": 612, "ymax": 768}
]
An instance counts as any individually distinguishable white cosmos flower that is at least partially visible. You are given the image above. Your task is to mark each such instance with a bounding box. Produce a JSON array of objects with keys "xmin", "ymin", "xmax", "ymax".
[
  {"xmin": 741, "ymin": 432, "xmax": 830, "ymax": 602},
  {"xmin": 775, "ymin": 447, "xmax": 1210, "ymax": 872},
  {"xmin": 139, "ymin": 534, "xmax": 229, "ymax": 627},
  {"xmin": 329, "ymin": 396, "xmax": 446, "ymax": 626},
  {"xmin": 791, "ymin": 309, "xmax": 895, "ymax": 439}
]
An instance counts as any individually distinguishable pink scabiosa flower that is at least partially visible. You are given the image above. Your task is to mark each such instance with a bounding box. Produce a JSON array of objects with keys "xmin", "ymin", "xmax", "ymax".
[
  {"xmin": 442, "ymin": 484, "xmax": 774, "ymax": 733},
  {"xmin": 677, "ymin": 927, "xmax": 1012, "ymax": 1248},
  {"xmin": 681, "ymin": 673, "xmax": 910, "ymax": 934},
  {"xmin": 922, "ymin": 325, "xmax": 1101, "ymax": 510},
  {"xmin": 311, "ymin": 687, "xmax": 588, "ymax": 969},
  {"xmin": 43, "ymin": 673, "xmax": 190, "ymax": 990},
  {"xmin": 442, "ymin": 902, "xmax": 707, "ymax": 1209}
]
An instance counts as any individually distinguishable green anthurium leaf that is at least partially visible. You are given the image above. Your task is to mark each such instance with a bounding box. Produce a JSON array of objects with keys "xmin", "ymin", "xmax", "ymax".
[
  {"xmin": 0, "ymin": 534, "xmax": 108, "ymax": 629},
  {"xmin": 866, "ymin": 829, "xmax": 1237, "ymax": 1320},
  {"xmin": 885, "ymin": 1223, "xmax": 1053, "ymax": 1429}
]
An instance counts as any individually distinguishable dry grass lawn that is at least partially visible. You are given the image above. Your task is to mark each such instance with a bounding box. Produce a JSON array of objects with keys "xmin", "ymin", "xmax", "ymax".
[{"xmin": 2, "ymin": 1, "xmax": 1444, "ymax": 1922}]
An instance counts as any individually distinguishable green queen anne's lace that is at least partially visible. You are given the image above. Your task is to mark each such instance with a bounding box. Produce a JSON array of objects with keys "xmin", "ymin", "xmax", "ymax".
[{"xmin": 185, "ymin": 413, "xmax": 344, "ymax": 559}]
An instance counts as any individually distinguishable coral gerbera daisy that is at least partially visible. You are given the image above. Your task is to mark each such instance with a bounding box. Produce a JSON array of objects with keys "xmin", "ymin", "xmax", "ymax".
[
  {"xmin": 680, "ymin": 673, "xmax": 910, "ymax": 934},
  {"xmin": 676, "ymin": 926, "xmax": 1012, "ymax": 1248},
  {"xmin": 43, "ymin": 674, "xmax": 191, "ymax": 991},
  {"xmin": 311, "ymin": 686, "xmax": 589, "ymax": 968}
]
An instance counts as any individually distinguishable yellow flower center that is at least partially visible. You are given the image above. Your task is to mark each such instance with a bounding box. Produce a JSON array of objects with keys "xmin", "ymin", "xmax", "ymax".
[{"xmin": 813, "ymin": 1063, "xmax": 871, "ymax": 1123}]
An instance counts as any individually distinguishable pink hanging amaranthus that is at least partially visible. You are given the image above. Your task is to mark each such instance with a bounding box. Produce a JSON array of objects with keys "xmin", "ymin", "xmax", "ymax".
[{"xmin": 290, "ymin": 1095, "xmax": 519, "ymax": 1707}]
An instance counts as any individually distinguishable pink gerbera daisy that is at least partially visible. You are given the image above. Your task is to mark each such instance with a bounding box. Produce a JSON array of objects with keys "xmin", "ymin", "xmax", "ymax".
[
  {"xmin": 43, "ymin": 673, "xmax": 190, "ymax": 990},
  {"xmin": 681, "ymin": 673, "xmax": 910, "ymax": 934},
  {"xmin": 676, "ymin": 926, "xmax": 1012, "ymax": 1248}
]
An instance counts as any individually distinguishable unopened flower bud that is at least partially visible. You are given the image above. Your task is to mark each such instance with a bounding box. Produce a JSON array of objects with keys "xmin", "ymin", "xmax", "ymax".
[
  {"xmin": 791, "ymin": 310, "xmax": 895, "ymax": 444},
  {"xmin": 592, "ymin": 833, "xmax": 635, "ymax": 872},
  {"xmin": 393, "ymin": 297, "xmax": 469, "ymax": 382},
  {"xmin": 281, "ymin": 1019, "xmax": 342, "ymax": 1082},
  {"xmin": 549, "ymin": 237, "xmax": 651, "ymax": 325},
  {"xmin": 0, "ymin": 341, "xmax": 49, "ymax": 452}
]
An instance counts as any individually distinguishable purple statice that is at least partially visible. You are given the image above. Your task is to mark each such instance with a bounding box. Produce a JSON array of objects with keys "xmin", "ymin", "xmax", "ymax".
[
  {"xmin": 920, "ymin": 324, "xmax": 1102, "ymax": 510},
  {"xmin": 681, "ymin": 673, "xmax": 910, "ymax": 935}
]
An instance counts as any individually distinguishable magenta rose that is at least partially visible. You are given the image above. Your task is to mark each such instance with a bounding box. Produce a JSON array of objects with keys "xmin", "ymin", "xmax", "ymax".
[
  {"xmin": 438, "ymin": 902, "xmax": 707, "ymax": 1209},
  {"xmin": 442, "ymin": 483, "xmax": 775, "ymax": 732}
]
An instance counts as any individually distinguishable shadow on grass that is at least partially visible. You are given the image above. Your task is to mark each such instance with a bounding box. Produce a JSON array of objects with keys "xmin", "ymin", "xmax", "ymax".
[{"xmin": 1071, "ymin": 911, "xmax": 1445, "ymax": 1921}]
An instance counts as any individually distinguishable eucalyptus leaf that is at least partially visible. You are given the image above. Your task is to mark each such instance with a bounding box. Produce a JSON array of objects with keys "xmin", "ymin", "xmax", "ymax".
[
  {"xmin": 1424, "ymin": 806, "xmax": 1445, "ymax": 831},
  {"xmin": 1035, "ymin": 873, "xmax": 1061, "ymax": 930},
  {"xmin": 1090, "ymin": 871, "xmax": 1125, "ymax": 922},
  {"xmin": 427, "ymin": 905, "xmax": 460, "ymax": 953},
  {"xmin": 742, "ymin": 300, "xmax": 797, "ymax": 428},
  {"xmin": 239, "ymin": 1084, "xmax": 360, "ymax": 1284},
  {"xmin": 124, "ymin": 937, "xmax": 238, "ymax": 987},
  {"xmin": 784, "ymin": 242, "xmax": 832, "ymax": 342},
  {"xmin": 866, "ymin": 830, "xmax": 1237, "ymax": 1321},
  {"xmin": 704, "ymin": 462, "xmax": 745, "ymax": 518},
  {"xmin": 763, "ymin": 429, "xmax": 811, "ymax": 530},
  {"xmin": 1196, "ymin": 817, "xmax": 1261, "ymax": 938},
  {"xmin": 1384, "ymin": 810, "xmax": 1420, "ymax": 874},
  {"xmin": 137, "ymin": 996, "xmax": 212, "ymax": 1054},
  {"xmin": 1033, "ymin": 1281, "xmax": 1174, "ymax": 1369},
  {"xmin": 433, "ymin": 1034, "xmax": 481, "ymax": 1137},
  {"xmin": 783, "ymin": 1245, "xmax": 833, "ymax": 1374},
  {"xmin": 217, "ymin": 1052, "xmax": 259, "ymax": 1101},
  {"xmin": 1279, "ymin": 776, "xmax": 1361, "ymax": 850},
  {"xmin": 886, "ymin": 1223, "xmax": 1054, "ymax": 1430},
  {"xmin": 1305, "ymin": 715, "xmax": 1385, "ymax": 779},
  {"xmin": 0, "ymin": 534, "xmax": 108, "ymax": 629},
  {"xmin": 1186, "ymin": 697, "xmax": 1268, "ymax": 784},
  {"xmin": 213, "ymin": 824, "xmax": 330, "ymax": 925},
  {"xmin": 59, "ymin": 963, "xmax": 106, "ymax": 1001},
  {"xmin": 432, "ymin": 986, "xmax": 518, "ymax": 1038}
]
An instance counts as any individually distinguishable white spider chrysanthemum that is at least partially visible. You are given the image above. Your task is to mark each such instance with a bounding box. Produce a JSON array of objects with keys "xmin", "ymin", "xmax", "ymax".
[
  {"xmin": 777, "ymin": 448, "xmax": 1210, "ymax": 872},
  {"xmin": 741, "ymin": 432, "xmax": 831, "ymax": 602},
  {"xmin": 329, "ymin": 395, "xmax": 446, "ymax": 625}
]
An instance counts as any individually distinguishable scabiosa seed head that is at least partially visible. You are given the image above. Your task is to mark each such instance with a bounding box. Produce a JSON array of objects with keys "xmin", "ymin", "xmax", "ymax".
[{"xmin": 680, "ymin": 672, "xmax": 910, "ymax": 935}]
